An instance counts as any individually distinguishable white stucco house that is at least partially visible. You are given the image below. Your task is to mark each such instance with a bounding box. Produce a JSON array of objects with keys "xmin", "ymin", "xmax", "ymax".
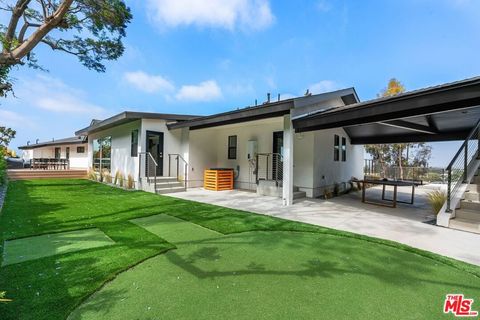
[
  {"xmin": 19, "ymin": 136, "xmax": 89, "ymax": 169},
  {"xmin": 74, "ymin": 88, "xmax": 364, "ymax": 204}
]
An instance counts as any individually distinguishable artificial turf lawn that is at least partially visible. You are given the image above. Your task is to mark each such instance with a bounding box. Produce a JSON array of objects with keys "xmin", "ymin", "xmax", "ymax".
[
  {"xmin": 0, "ymin": 179, "xmax": 479, "ymax": 319},
  {"xmin": 69, "ymin": 230, "xmax": 480, "ymax": 320},
  {"xmin": 2, "ymin": 228, "xmax": 115, "ymax": 266}
]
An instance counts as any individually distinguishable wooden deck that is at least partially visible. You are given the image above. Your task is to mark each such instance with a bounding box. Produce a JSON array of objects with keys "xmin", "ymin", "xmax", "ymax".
[{"xmin": 7, "ymin": 169, "xmax": 88, "ymax": 180}]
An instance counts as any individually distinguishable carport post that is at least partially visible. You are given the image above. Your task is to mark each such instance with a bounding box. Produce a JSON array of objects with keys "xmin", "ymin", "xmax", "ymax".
[{"xmin": 282, "ymin": 115, "xmax": 294, "ymax": 206}]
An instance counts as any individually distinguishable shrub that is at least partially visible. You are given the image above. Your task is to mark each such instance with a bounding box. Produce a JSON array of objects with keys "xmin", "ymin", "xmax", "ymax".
[
  {"xmin": 103, "ymin": 170, "xmax": 112, "ymax": 184},
  {"xmin": 87, "ymin": 168, "xmax": 97, "ymax": 181},
  {"xmin": 127, "ymin": 174, "xmax": 134, "ymax": 189},
  {"xmin": 114, "ymin": 170, "xmax": 120, "ymax": 185},
  {"xmin": 426, "ymin": 190, "xmax": 447, "ymax": 215},
  {"xmin": 0, "ymin": 148, "xmax": 7, "ymax": 185},
  {"xmin": 118, "ymin": 173, "xmax": 124, "ymax": 188}
]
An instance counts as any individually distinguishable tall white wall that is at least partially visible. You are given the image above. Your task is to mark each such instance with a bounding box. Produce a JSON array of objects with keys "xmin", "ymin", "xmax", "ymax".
[
  {"xmin": 293, "ymin": 131, "xmax": 315, "ymax": 196},
  {"xmin": 312, "ymin": 127, "xmax": 364, "ymax": 197},
  {"xmin": 88, "ymin": 120, "xmax": 141, "ymax": 182},
  {"xmin": 186, "ymin": 118, "xmax": 284, "ymax": 190},
  {"xmin": 186, "ymin": 128, "xmax": 220, "ymax": 188}
]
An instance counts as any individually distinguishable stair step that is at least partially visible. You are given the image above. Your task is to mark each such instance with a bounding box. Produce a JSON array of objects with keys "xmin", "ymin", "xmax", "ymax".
[
  {"xmin": 155, "ymin": 186, "xmax": 186, "ymax": 195},
  {"xmin": 293, "ymin": 191, "xmax": 307, "ymax": 200},
  {"xmin": 464, "ymin": 191, "xmax": 480, "ymax": 202},
  {"xmin": 468, "ymin": 184, "xmax": 480, "ymax": 193},
  {"xmin": 455, "ymin": 209, "xmax": 480, "ymax": 221},
  {"xmin": 7, "ymin": 170, "xmax": 87, "ymax": 180},
  {"xmin": 460, "ymin": 200, "xmax": 480, "ymax": 211},
  {"xmin": 147, "ymin": 176, "xmax": 178, "ymax": 183},
  {"xmin": 449, "ymin": 218, "xmax": 480, "ymax": 234},
  {"xmin": 155, "ymin": 181, "xmax": 183, "ymax": 188}
]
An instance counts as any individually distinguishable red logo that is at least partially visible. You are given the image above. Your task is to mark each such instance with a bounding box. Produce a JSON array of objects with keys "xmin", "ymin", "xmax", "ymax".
[{"xmin": 444, "ymin": 294, "xmax": 478, "ymax": 317}]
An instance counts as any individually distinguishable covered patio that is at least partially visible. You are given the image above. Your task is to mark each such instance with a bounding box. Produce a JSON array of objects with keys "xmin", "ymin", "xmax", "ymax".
[{"xmin": 168, "ymin": 186, "xmax": 480, "ymax": 266}]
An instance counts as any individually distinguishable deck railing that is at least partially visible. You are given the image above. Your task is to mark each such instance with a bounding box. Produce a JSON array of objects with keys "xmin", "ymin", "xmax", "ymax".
[
  {"xmin": 168, "ymin": 154, "xmax": 188, "ymax": 191},
  {"xmin": 139, "ymin": 152, "xmax": 158, "ymax": 191},
  {"xmin": 446, "ymin": 119, "xmax": 480, "ymax": 212},
  {"xmin": 256, "ymin": 153, "xmax": 283, "ymax": 186}
]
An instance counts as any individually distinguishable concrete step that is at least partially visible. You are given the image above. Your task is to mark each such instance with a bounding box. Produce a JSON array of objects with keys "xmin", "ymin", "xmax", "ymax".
[
  {"xmin": 293, "ymin": 191, "xmax": 307, "ymax": 200},
  {"xmin": 464, "ymin": 191, "xmax": 480, "ymax": 202},
  {"xmin": 473, "ymin": 176, "xmax": 480, "ymax": 184},
  {"xmin": 460, "ymin": 200, "xmax": 480, "ymax": 211},
  {"xmin": 455, "ymin": 208, "xmax": 480, "ymax": 221},
  {"xmin": 155, "ymin": 181, "xmax": 183, "ymax": 189},
  {"xmin": 147, "ymin": 176, "xmax": 178, "ymax": 184},
  {"xmin": 449, "ymin": 218, "xmax": 480, "ymax": 234},
  {"xmin": 155, "ymin": 186, "xmax": 186, "ymax": 195},
  {"xmin": 468, "ymin": 184, "xmax": 480, "ymax": 193}
]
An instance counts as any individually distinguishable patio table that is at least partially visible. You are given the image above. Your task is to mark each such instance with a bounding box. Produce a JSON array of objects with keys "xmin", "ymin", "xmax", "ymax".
[{"xmin": 359, "ymin": 179, "xmax": 417, "ymax": 208}]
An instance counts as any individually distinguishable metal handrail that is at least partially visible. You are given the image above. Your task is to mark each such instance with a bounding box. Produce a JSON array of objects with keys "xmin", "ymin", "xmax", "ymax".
[
  {"xmin": 256, "ymin": 152, "xmax": 283, "ymax": 186},
  {"xmin": 446, "ymin": 119, "xmax": 480, "ymax": 170},
  {"xmin": 168, "ymin": 153, "xmax": 189, "ymax": 191},
  {"xmin": 446, "ymin": 118, "xmax": 480, "ymax": 212},
  {"xmin": 139, "ymin": 152, "xmax": 158, "ymax": 191}
]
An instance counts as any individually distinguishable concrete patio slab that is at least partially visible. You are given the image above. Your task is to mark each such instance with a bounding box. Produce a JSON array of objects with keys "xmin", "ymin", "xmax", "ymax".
[{"xmin": 168, "ymin": 186, "xmax": 480, "ymax": 266}]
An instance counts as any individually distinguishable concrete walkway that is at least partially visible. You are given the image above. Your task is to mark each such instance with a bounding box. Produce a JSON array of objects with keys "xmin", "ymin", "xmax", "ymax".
[{"xmin": 169, "ymin": 186, "xmax": 480, "ymax": 266}]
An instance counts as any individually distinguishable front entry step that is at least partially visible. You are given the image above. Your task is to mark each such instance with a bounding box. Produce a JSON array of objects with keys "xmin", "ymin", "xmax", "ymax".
[
  {"xmin": 293, "ymin": 191, "xmax": 307, "ymax": 200},
  {"xmin": 460, "ymin": 200, "xmax": 480, "ymax": 211},
  {"xmin": 156, "ymin": 186, "xmax": 186, "ymax": 195},
  {"xmin": 449, "ymin": 218, "xmax": 480, "ymax": 234}
]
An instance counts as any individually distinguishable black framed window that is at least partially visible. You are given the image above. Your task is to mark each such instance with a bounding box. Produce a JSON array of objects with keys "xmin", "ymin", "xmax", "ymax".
[
  {"xmin": 77, "ymin": 146, "xmax": 85, "ymax": 153},
  {"xmin": 93, "ymin": 136, "xmax": 111, "ymax": 172},
  {"xmin": 131, "ymin": 129, "xmax": 138, "ymax": 157},
  {"xmin": 55, "ymin": 147, "xmax": 61, "ymax": 159},
  {"xmin": 228, "ymin": 135, "xmax": 237, "ymax": 159},
  {"xmin": 334, "ymin": 135, "xmax": 340, "ymax": 162},
  {"xmin": 341, "ymin": 137, "xmax": 347, "ymax": 162},
  {"xmin": 66, "ymin": 147, "xmax": 70, "ymax": 160}
]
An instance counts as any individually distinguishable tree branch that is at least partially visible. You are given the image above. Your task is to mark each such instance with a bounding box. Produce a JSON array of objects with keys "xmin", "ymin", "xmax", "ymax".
[
  {"xmin": 18, "ymin": 16, "xmax": 42, "ymax": 43},
  {"xmin": 3, "ymin": 0, "xmax": 31, "ymax": 53},
  {"xmin": 1, "ymin": 0, "xmax": 74, "ymax": 65}
]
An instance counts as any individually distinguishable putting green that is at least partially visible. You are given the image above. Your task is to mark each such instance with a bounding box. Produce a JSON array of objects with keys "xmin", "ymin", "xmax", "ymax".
[
  {"xmin": 69, "ymin": 230, "xmax": 480, "ymax": 319},
  {"xmin": 131, "ymin": 214, "xmax": 222, "ymax": 244},
  {"xmin": 2, "ymin": 228, "xmax": 115, "ymax": 266}
]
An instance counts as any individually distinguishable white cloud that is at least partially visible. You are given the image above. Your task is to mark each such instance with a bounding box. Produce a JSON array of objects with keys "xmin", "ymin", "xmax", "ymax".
[
  {"xmin": 124, "ymin": 71, "xmax": 175, "ymax": 93},
  {"xmin": 308, "ymin": 80, "xmax": 340, "ymax": 94},
  {"xmin": 317, "ymin": 0, "xmax": 332, "ymax": 12},
  {"xmin": 176, "ymin": 80, "xmax": 222, "ymax": 102},
  {"xmin": 0, "ymin": 110, "xmax": 35, "ymax": 129},
  {"xmin": 146, "ymin": 0, "xmax": 275, "ymax": 31},
  {"xmin": 18, "ymin": 75, "xmax": 105, "ymax": 116}
]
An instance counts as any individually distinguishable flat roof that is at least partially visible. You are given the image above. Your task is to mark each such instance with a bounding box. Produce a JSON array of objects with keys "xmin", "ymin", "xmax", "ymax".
[
  {"xmin": 168, "ymin": 88, "xmax": 359, "ymax": 130},
  {"xmin": 293, "ymin": 76, "xmax": 480, "ymax": 143},
  {"xmin": 19, "ymin": 136, "xmax": 86, "ymax": 150},
  {"xmin": 75, "ymin": 111, "xmax": 200, "ymax": 136}
]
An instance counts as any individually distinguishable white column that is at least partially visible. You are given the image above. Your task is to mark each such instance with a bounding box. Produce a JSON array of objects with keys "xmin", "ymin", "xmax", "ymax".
[{"xmin": 282, "ymin": 114, "xmax": 294, "ymax": 206}]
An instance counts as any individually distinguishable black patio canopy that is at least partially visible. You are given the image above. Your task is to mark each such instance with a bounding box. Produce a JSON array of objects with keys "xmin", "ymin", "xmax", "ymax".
[{"xmin": 293, "ymin": 77, "xmax": 480, "ymax": 144}]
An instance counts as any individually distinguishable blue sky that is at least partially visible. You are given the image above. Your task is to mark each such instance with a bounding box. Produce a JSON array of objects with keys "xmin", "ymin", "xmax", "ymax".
[{"xmin": 1, "ymin": 0, "xmax": 479, "ymax": 166}]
